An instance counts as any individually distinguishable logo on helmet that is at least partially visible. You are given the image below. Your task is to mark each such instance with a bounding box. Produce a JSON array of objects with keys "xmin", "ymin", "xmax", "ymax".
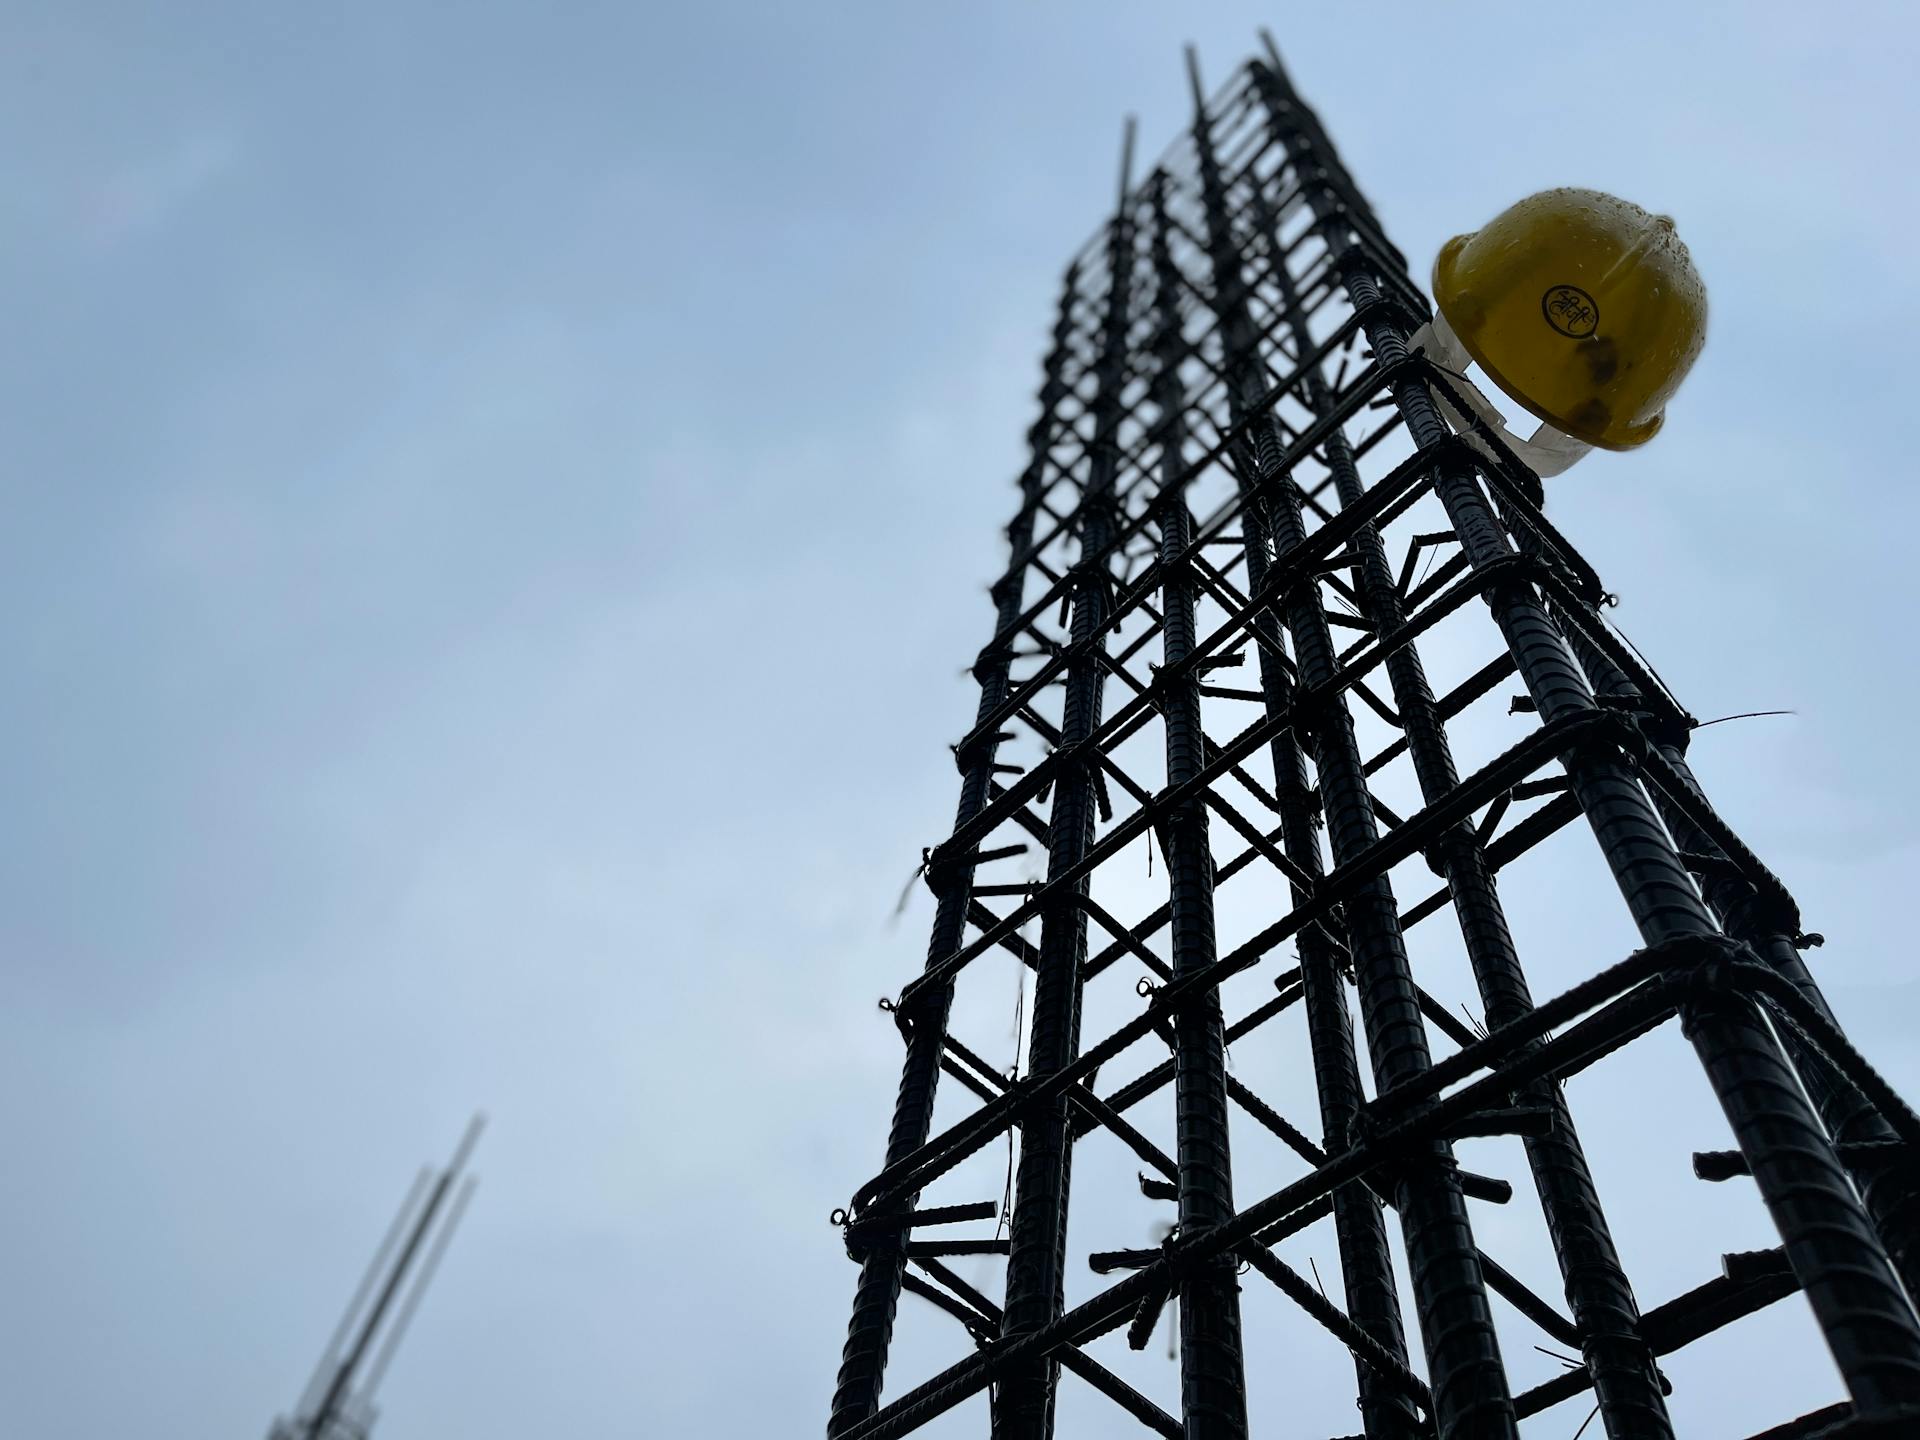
[{"xmin": 1542, "ymin": 285, "xmax": 1600, "ymax": 339}]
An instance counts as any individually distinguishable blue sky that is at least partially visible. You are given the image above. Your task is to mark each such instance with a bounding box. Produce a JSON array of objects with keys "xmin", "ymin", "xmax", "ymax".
[{"xmin": 3, "ymin": 3, "xmax": 1919, "ymax": 1437}]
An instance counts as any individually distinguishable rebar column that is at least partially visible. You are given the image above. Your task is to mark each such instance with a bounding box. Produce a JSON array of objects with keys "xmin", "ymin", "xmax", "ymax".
[
  {"xmin": 1186, "ymin": 54, "xmax": 1516, "ymax": 1440},
  {"xmin": 992, "ymin": 131, "xmax": 1136, "ymax": 1440},
  {"xmin": 1247, "ymin": 79, "xmax": 1673, "ymax": 1439},
  {"xmin": 1146, "ymin": 176, "xmax": 1251, "ymax": 1440},
  {"xmin": 826, "ymin": 263, "xmax": 1085, "ymax": 1438},
  {"xmin": 1250, "ymin": 47, "xmax": 1920, "ymax": 1418}
]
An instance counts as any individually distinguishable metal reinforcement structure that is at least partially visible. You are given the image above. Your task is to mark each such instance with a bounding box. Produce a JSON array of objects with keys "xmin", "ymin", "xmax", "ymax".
[
  {"xmin": 826, "ymin": 38, "xmax": 1920, "ymax": 1440},
  {"xmin": 267, "ymin": 1118, "xmax": 482, "ymax": 1440}
]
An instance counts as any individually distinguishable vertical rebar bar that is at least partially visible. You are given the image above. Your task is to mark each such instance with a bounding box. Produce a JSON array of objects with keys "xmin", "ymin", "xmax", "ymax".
[
  {"xmin": 1544, "ymin": 571, "xmax": 1920, "ymax": 1305},
  {"xmin": 827, "ymin": 262, "xmax": 1086, "ymax": 1438},
  {"xmin": 1658, "ymin": 786, "xmax": 1920, "ymax": 1299},
  {"xmin": 993, "ymin": 121, "xmax": 1137, "ymax": 1440},
  {"xmin": 1147, "ymin": 174, "xmax": 1251, "ymax": 1440}
]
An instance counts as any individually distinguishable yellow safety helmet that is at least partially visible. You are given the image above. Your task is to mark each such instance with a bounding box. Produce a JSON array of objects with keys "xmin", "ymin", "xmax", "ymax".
[{"xmin": 1432, "ymin": 188, "xmax": 1706, "ymax": 451}]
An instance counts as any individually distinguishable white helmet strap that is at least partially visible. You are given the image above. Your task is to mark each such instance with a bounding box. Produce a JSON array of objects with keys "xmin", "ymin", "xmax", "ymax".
[{"xmin": 1408, "ymin": 311, "xmax": 1594, "ymax": 479}]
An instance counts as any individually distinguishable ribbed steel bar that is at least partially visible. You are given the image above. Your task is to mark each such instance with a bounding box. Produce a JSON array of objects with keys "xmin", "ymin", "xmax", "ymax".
[
  {"xmin": 1148, "ymin": 175, "xmax": 1251, "ymax": 1440},
  {"xmin": 1246, "ymin": 80, "xmax": 1672, "ymax": 1440},
  {"xmin": 826, "ymin": 263, "xmax": 1086, "ymax": 1438},
  {"xmin": 1181, "ymin": 53, "xmax": 1418, "ymax": 1440},
  {"xmin": 1650, "ymin": 771, "xmax": 1920, "ymax": 1296},
  {"xmin": 1188, "ymin": 51, "xmax": 1515, "ymax": 1440},
  {"xmin": 1539, "ymin": 571, "xmax": 1920, "ymax": 1303},
  {"xmin": 1250, "ymin": 45, "xmax": 1920, "ymax": 1417},
  {"xmin": 992, "ymin": 125, "xmax": 1137, "ymax": 1440}
]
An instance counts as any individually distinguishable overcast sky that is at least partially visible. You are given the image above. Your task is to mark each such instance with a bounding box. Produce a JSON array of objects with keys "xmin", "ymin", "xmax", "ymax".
[{"xmin": 4, "ymin": 3, "xmax": 1920, "ymax": 1438}]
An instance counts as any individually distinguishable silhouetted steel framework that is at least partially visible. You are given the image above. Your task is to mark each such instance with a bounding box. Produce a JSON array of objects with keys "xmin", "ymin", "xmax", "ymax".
[
  {"xmin": 827, "ymin": 38, "xmax": 1920, "ymax": 1440},
  {"xmin": 267, "ymin": 1117, "xmax": 482, "ymax": 1440}
]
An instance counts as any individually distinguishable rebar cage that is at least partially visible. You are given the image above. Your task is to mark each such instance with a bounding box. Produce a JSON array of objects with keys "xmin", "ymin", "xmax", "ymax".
[{"xmin": 825, "ymin": 39, "xmax": 1920, "ymax": 1440}]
